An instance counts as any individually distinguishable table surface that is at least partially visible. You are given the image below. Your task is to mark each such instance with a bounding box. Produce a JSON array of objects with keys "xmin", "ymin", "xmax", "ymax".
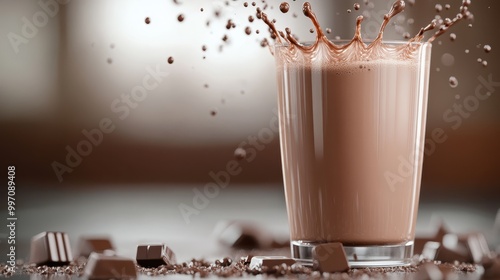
[{"xmin": 1, "ymin": 184, "xmax": 498, "ymax": 279}]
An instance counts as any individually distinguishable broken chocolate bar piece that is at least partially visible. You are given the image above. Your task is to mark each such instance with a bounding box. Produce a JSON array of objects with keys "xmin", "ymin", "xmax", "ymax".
[
  {"xmin": 464, "ymin": 232, "xmax": 492, "ymax": 264},
  {"xmin": 136, "ymin": 244, "xmax": 176, "ymax": 268},
  {"xmin": 421, "ymin": 241, "xmax": 441, "ymax": 260},
  {"xmin": 415, "ymin": 262, "xmax": 443, "ymax": 280},
  {"xmin": 414, "ymin": 223, "xmax": 450, "ymax": 255},
  {"xmin": 483, "ymin": 257, "xmax": 500, "ymax": 279},
  {"xmin": 77, "ymin": 237, "xmax": 115, "ymax": 257},
  {"xmin": 312, "ymin": 242, "xmax": 350, "ymax": 273},
  {"xmin": 84, "ymin": 252, "xmax": 137, "ymax": 279},
  {"xmin": 213, "ymin": 220, "xmax": 274, "ymax": 249},
  {"xmin": 249, "ymin": 256, "xmax": 295, "ymax": 270},
  {"xmin": 29, "ymin": 231, "xmax": 72, "ymax": 266}
]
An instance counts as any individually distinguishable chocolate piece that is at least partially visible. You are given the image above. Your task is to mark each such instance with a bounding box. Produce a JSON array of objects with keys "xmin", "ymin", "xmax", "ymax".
[
  {"xmin": 84, "ymin": 252, "xmax": 137, "ymax": 279},
  {"xmin": 136, "ymin": 244, "xmax": 176, "ymax": 268},
  {"xmin": 433, "ymin": 237, "xmax": 471, "ymax": 263},
  {"xmin": 77, "ymin": 237, "xmax": 115, "ymax": 257},
  {"xmin": 30, "ymin": 231, "xmax": 72, "ymax": 266},
  {"xmin": 483, "ymin": 257, "xmax": 500, "ymax": 279},
  {"xmin": 312, "ymin": 242, "xmax": 349, "ymax": 273},
  {"xmin": 249, "ymin": 256, "xmax": 295, "ymax": 270},
  {"xmin": 213, "ymin": 220, "xmax": 274, "ymax": 249},
  {"xmin": 421, "ymin": 241, "xmax": 441, "ymax": 260},
  {"xmin": 464, "ymin": 232, "xmax": 492, "ymax": 264},
  {"xmin": 415, "ymin": 262, "xmax": 443, "ymax": 280},
  {"xmin": 414, "ymin": 237, "xmax": 435, "ymax": 255},
  {"xmin": 415, "ymin": 223, "xmax": 450, "ymax": 255}
]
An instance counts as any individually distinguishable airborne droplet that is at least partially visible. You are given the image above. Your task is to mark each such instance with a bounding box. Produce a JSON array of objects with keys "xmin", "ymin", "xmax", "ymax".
[{"xmin": 449, "ymin": 76, "xmax": 458, "ymax": 88}]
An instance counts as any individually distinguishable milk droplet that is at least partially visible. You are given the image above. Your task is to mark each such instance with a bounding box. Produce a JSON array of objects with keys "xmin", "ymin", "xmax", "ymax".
[
  {"xmin": 407, "ymin": 18, "xmax": 414, "ymax": 25},
  {"xmin": 326, "ymin": 28, "xmax": 332, "ymax": 34},
  {"xmin": 449, "ymin": 33, "xmax": 456, "ymax": 41},
  {"xmin": 445, "ymin": 4, "xmax": 451, "ymax": 10},
  {"xmin": 435, "ymin": 4, "xmax": 443, "ymax": 12},
  {"xmin": 484, "ymin": 45, "xmax": 492, "ymax": 53},
  {"xmin": 441, "ymin": 53, "xmax": 455, "ymax": 66},
  {"xmin": 403, "ymin": 32, "xmax": 410, "ymax": 39},
  {"xmin": 482, "ymin": 60, "xmax": 488, "ymax": 67},
  {"xmin": 465, "ymin": 49, "xmax": 469, "ymax": 54},
  {"xmin": 354, "ymin": 3, "xmax": 361, "ymax": 10},
  {"xmin": 477, "ymin": 58, "xmax": 482, "ymax": 63},
  {"xmin": 449, "ymin": 76, "xmax": 458, "ymax": 88},
  {"xmin": 455, "ymin": 94, "xmax": 460, "ymax": 99},
  {"xmin": 347, "ymin": 9, "xmax": 352, "ymax": 13},
  {"xmin": 234, "ymin": 147, "xmax": 247, "ymax": 160},
  {"xmin": 436, "ymin": 67, "xmax": 441, "ymax": 72}
]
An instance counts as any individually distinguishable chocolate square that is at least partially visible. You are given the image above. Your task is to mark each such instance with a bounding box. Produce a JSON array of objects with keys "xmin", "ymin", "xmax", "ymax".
[
  {"xmin": 77, "ymin": 237, "xmax": 115, "ymax": 257},
  {"xmin": 29, "ymin": 231, "xmax": 72, "ymax": 266},
  {"xmin": 312, "ymin": 242, "xmax": 349, "ymax": 273},
  {"xmin": 135, "ymin": 244, "xmax": 176, "ymax": 268},
  {"xmin": 84, "ymin": 252, "xmax": 137, "ymax": 279}
]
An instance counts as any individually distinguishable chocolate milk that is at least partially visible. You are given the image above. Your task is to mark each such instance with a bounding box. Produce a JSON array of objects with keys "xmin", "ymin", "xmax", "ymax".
[
  {"xmin": 276, "ymin": 53, "xmax": 429, "ymax": 245},
  {"xmin": 264, "ymin": 0, "xmax": 456, "ymax": 246}
]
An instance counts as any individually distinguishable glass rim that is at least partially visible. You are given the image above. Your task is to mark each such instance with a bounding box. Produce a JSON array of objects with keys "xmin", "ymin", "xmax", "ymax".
[{"xmin": 274, "ymin": 39, "xmax": 432, "ymax": 49}]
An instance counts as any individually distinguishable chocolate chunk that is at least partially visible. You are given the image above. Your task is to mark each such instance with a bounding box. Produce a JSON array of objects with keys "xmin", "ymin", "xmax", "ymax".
[
  {"xmin": 249, "ymin": 256, "xmax": 295, "ymax": 269},
  {"xmin": 464, "ymin": 232, "xmax": 492, "ymax": 264},
  {"xmin": 483, "ymin": 257, "xmax": 500, "ymax": 279},
  {"xmin": 421, "ymin": 241, "xmax": 441, "ymax": 260},
  {"xmin": 77, "ymin": 237, "xmax": 115, "ymax": 257},
  {"xmin": 213, "ymin": 220, "xmax": 274, "ymax": 249},
  {"xmin": 30, "ymin": 231, "xmax": 72, "ymax": 266},
  {"xmin": 136, "ymin": 244, "xmax": 176, "ymax": 268},
  {"xmin": 420, "ymin": 235, "xmax": 472, "ymax": 263},
  {"xmin": 312, "ymin": 242, "xmax": 349, "ymax": 273},
  {"xmin": 414, "ymin": 237, "xmax": 435, "ymax": 255},
  {"xmin": 414, "ymin": 223, "xmax": 450, "ymax": 255},
  {"xmin": 415, "ymin": 262, "xmax": 443, "ymax": 280},
  {"xmin": 84, "ymin": 252, "xmax": 137, "ymax": 279}
]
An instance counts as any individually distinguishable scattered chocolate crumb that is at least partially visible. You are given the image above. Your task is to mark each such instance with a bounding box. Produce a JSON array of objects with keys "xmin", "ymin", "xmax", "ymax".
[
  {"xmin": 177, "ymin": 14, "xmax": 185, "ymax": 22},
  {"xmin": 167, "ymin": 57, "xmax": 174, "ymax": 64},
  {"xmin": 107, "ymin": 58, "xmax": 113, "ymax": 64},
  {"xmin": 1, "ymin": 255, "xmax": 482, "ymax": 279},
  {"xmin": 145, "ymin": 17, "xmax": 151, "ymax": 24}
]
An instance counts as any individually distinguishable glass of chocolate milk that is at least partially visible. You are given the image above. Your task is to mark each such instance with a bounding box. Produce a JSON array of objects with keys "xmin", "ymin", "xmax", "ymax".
[{"xmin": 274, "ymin": 36, "xmax": 431, "ymax": 267}]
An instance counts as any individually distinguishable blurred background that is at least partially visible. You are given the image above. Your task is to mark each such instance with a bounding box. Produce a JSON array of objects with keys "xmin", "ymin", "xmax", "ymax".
[
  {"xmin": 0, "ymin": 0, "xmax": 499, "ymax": 264},
  {"xmin": 1, "ymin": 0, "xmax": 498, "ymax": 189}
]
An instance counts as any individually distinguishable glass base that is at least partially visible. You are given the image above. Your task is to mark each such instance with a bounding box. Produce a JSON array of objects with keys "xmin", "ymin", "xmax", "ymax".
[{"xmin": 291, "ymin": 240, "xmax": 414, "ymax": 267}]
